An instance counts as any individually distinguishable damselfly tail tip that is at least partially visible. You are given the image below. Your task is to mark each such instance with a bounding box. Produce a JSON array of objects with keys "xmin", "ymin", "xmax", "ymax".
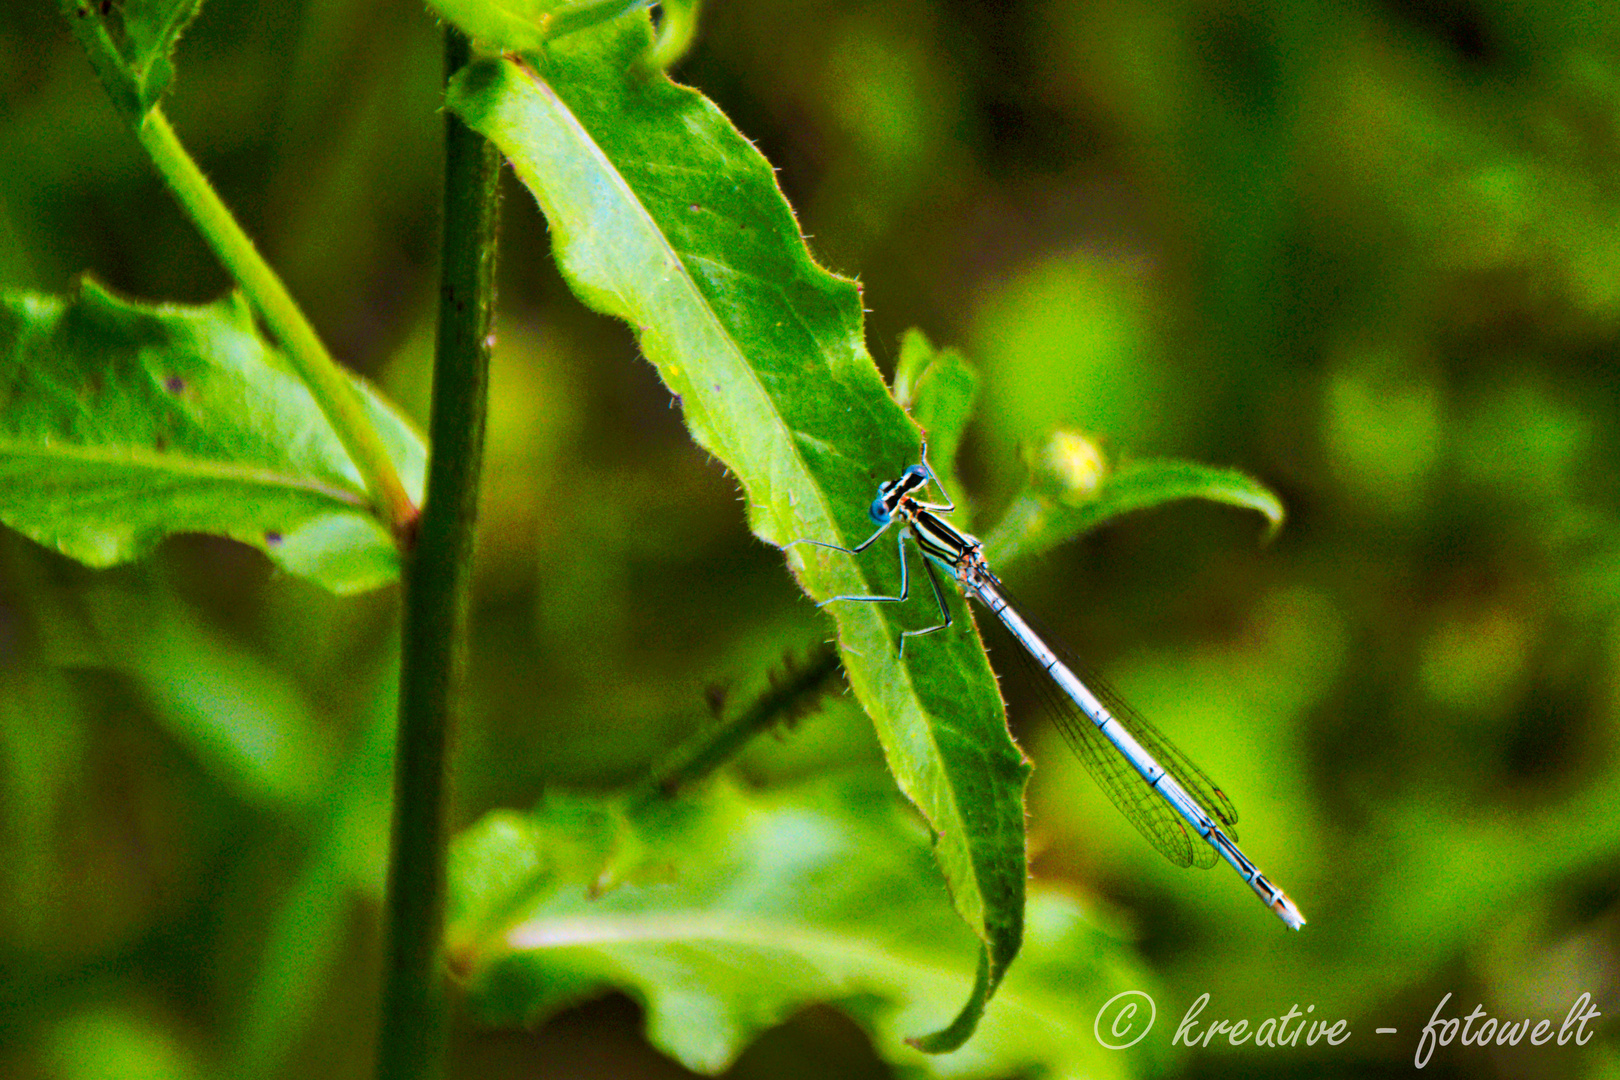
[{"xmin": 1273, "ymin": 893, "xmax": 1307, "ymax": 930}]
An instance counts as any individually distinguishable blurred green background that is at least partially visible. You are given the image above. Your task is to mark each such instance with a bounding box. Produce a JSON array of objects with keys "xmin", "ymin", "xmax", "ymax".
[{"xmin": 4, "ymin": 0, "xmax": 1620, "ymax": 1077}]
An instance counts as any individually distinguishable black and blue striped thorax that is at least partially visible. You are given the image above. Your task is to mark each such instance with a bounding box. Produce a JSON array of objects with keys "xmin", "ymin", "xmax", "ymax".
[{"xmin": 905, "ymin": 506, "xmax": 977, "ymax": 571}]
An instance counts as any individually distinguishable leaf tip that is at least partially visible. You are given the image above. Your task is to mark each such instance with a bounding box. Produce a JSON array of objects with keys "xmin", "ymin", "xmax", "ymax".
[
  {"xmin": 904, "ymin": 944, "xmax": 993, "ymax": 1054},
  {"xmin": 1251, "ymin": 487, "xmax": 1287, "ymax": 544}
]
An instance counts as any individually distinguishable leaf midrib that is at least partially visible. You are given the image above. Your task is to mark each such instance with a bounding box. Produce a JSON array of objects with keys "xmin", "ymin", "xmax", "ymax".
[
  {"xmin": 524, "ymin": 54, "xmax": 991, "ymax": 934},
  {"xmin": 0, "ymin": 437, "xmax": 365, "ymax": 505},
  {"xmin": 496, "ymin": 908, "xmax": 1081, "ymax": 1036},
  {"xmin": 477, "ymin": 54, "xmax": 999, "ymax": 952},
  {"xmin": 518, "ymin": 57, "xmax": 837, "ymax": 545}
]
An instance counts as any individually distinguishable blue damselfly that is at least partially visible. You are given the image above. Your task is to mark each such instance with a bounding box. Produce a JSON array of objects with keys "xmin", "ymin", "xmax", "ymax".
[{"xmin": 793, "ymin": 447, "xmax": 1305, "ymax": 929}]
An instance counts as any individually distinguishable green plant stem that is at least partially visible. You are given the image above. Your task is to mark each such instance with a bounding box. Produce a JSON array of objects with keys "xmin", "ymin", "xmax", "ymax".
[
  {"xmin": 135, "ymin": 107, "xmax": 417, "ymax": 535},
  {"xmin": 375, "ymin": 28, "xmax": 500, "ymax": 1080},
  {"xmin": 637, "ymin": 643, "xmax": 842, "ymax": 804}
]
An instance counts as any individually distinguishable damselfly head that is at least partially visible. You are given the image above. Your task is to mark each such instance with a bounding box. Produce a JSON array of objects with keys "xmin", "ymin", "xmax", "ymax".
[
  {"xmin": 868, "ymin": 490, "xmax": 894, "ymax": 525},
  {"xmin": 870, "ymin": 462, "xmax": 933, "ymax": 523}
]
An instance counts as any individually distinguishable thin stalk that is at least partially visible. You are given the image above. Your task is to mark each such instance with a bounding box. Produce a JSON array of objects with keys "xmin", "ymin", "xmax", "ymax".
[
  {"xmin": 375, "ymin": 28, "xmax": 500, "ymax": 1080},
  {"xmin": 637, "ymin": 643, "xmax": 842, "ymax": 804},
  {"xmin": 136, "ymin": 108, "xmax": 417, "ymax": 535}
]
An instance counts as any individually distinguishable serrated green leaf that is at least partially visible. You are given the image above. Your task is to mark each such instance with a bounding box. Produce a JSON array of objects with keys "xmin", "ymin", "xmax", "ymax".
[
  {"xmin": 448, "ymin": 775, "xmax": 1154, "ymax": 1080},
  {"xmin": 58, "ymin": 0, "xmax": 204, "ymax": 120},
  {"xmin": 446, "ymin": 20, "xmax": 1028, "ymax": 1048},
  {"xmin": 983, "ymin": 434, "xmax": 1286, "ymax": 570},
  {"xmin": 0, "ymin": 281, "xmax": 425, "ymax": 595},
  {"xmin": 893, "ymin": 328, "xmax": 978, "ymax": 527}
]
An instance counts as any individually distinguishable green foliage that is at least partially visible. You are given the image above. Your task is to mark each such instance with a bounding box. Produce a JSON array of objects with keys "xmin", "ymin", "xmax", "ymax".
[
  {"xmin": 424, "ymin": 0, "xmax": 694, "ymax": 63},
  {"xmin": 445, "ymin": 21, "xmax": 1027, "ymax": 1046},
  {"xmin": 448, "ymin": 773, "xmax": 1157, "ymax": 1079},
  {"xmin": 57, "ymin": 0, "xmax": 203, "ymax": 119},
  {"xmin": 0, "ymin": 280, "xmax": 425, "ymax": 594},
  {"xmin": 984, "ymin": 432, "xmax": 1285, "ymax": 571},
  {"xmin": 426, "ymin": 0, "xmax": 564, "ymax": 53},
  {"xmin": 230, "ymin": 670, "xmax": 396, "ymax": 1080},
  {"xmin": 14, "ymin": 0, "xmax": 1620, "ymax": 1077},
  {"xmin": 893, "ymin": 328, "xmax": 977, "ymax": 522},
  {"xmin": 426, "ymin": 0, "xmax": 651, "ymax": 54},
  {"xmin": 76, "ymin": 579, "xmax": 340, "ymax": 809},
  {"xmin": 43, "ymin": 1005, "xmax": 204, "ymax": 1080},
  {"xmin": 644, "ymin": 0, "xmax": 700, "ymax": 69}
]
